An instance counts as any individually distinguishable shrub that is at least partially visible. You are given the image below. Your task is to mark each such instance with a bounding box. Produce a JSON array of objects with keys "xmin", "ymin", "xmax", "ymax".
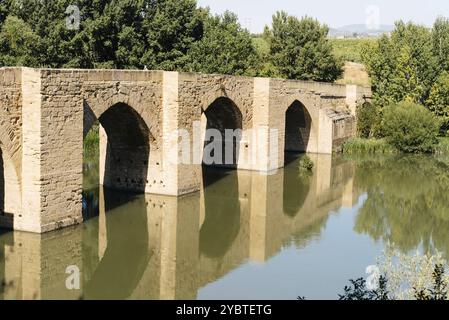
[
  {"xmin": 382, "ymin": 101, "xmax": 440, "ymax": 153},
  {"xmin": 356, "ymin": 102, "xmax": 381, "ymax": 138},
  {"xmin": 299, "ymin": 155, "xmax": 314, "ymax": 172}
]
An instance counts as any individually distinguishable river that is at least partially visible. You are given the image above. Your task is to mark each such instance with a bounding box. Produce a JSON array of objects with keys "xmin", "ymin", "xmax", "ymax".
[{"xmin": 1, "ymin": 153, "xmax": 448, "ymax": 299}]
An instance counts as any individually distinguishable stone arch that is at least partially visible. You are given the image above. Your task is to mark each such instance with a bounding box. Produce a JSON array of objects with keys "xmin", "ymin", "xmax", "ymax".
[
  {"xmin": 202, "ymin": 97, "xmax": 243, "ymax": 169},
  {"xmin": 284, "ymin": 99, "xmax": 313, "ymax": 158},
  {"xmin": 201, "ymin": 89, "xmax": 246, "ymax": 119},
  {"xmin": 0, "ymin": 144, "xmax": 21, "ymax": 227},
  {"xmin": 83, "ymin": 101, "xmax": 154, "ymax": 192}
]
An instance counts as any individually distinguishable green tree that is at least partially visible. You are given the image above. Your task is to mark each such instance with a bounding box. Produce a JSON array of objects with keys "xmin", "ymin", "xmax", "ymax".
[
  {"xmin": 141, "ymin": 0, "xmax": 204, "ymax": 71},
  {"xmin": 432, "ymin": 17, "xmax": 449, "ymax": 73},
  {"xmin": 0, "ymin": 0, "xmax": 205, "ymax": 70},
  {"xmin": 427, "ymin": 72, "xmax": 449, "ymax": 134},
  {"xmin": 265, "ymin": 12, "xmax": 343, "ymax": 81},
  {"xmin": 356, "ymin": 102, "xmax": 381, "ymax": 138},
  {"xmin": 361, "ymin": 21, "xmax": 437, "ymax": 107},
  {"xmin": 382, "ymin": 101, "xmax": 440, "ymax": 153},
  {"xmin": 185, "ymin": 11, "xmax": 258, "ymax": 76},
  {"xmin": 0, "ymin": 16, "xmax": 41, "ymax": 67}
]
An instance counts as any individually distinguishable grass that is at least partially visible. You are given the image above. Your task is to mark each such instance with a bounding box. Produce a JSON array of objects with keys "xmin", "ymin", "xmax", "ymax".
[
  {"xmin": 341, "ymin": 138, "xmax": 397, "ymax": 155},
  {"xmin": 342, "ymin": 137, "xmax": 449, "ymax": 155}
]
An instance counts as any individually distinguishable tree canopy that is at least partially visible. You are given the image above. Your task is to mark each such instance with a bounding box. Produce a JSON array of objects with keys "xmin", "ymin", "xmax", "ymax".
[
  {"xmin": 360, "ymin": 19, "xmax": 449, "ymax": 106},
  {"xmin": 0, "ymin": 1, "xmax": 344, "ymax": 81},
  {"xmin": 264, "ymin": 12, "xmax": 343, "ymax": 81}
]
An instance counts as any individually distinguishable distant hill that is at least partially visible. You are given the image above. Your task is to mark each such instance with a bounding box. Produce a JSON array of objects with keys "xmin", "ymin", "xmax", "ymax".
[{"xmin": 329, "ymin": 24, "xmax": 395, "ymax": 38}]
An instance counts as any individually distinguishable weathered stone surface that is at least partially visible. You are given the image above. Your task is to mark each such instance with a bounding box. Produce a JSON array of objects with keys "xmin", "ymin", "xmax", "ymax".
[{"xmin": 0, "ymin": 67, "xmax": 371, "ymax": 233}]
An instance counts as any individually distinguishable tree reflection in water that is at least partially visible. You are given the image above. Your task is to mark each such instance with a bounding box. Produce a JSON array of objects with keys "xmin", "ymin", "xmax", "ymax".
[{"xmin": 353, "ymin": 154, "xmax": 449, "ymax": 259}]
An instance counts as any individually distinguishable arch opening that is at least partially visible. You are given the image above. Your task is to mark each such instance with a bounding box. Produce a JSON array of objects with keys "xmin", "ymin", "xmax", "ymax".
[
  {"xmin": 83, "ymin": 102, "xmax": 152, "ymax": 203},
  {"xmin": 99, "ymin": 102, "xmax": 151, "ymax": 193},
  {"xmin": 0, "ymin": 147, "xmax": 21, "ymax": 229},
  {"xmin": 202, "ymin": 97, "xmax": 243, "ymax": 170},
  {"xmin": 284, "ymin": 100, "xmax": 312, "ymax": 163},
  {"xmin": 200, "ymin": 97, "xmax": 242, "ymax": 258}
]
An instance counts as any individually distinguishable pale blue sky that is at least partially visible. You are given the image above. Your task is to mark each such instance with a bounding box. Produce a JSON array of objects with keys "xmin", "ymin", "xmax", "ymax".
[{"xmin": 197, "ymin": 0, "xmax": 449, "ymax": 33}]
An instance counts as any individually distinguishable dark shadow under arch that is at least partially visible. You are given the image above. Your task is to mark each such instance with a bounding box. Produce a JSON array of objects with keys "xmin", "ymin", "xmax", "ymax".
[
  {"xmin": 284, "ymin": 100, "xmax": 312, "ymax": 164},
  {"xmin": 83, "ymin": 102, "xmax": 152, "ymax": 193},
  {"xmin": 0, "ymin": 147, "xmax": 21, "ymax": 229},
  {"xmin": 203, "ymin": 97, "xmax": 243, "ymax": 170}
]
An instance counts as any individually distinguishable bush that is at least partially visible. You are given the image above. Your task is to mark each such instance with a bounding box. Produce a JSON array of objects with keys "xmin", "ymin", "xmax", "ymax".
[
  {"xmin": 382, "ymin": 101, "xmax": 440, "ymax": 153},
  {"xmin": 299, "ymin": 155, "xmax": 314, "ymax": 172},
  {"xmin": 356, "ymin": 102, "xmax": 381, "ymax": 138}
]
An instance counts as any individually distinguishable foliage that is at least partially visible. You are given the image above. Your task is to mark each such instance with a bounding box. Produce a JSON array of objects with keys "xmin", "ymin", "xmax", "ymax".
[
  {"xmin": 356, "ymin": 102, "xmax": 381, "ymax": 138},
  {"xmin": 141, "ymin": 0, "xmax": 204, "ymax": 71},
  {"xmin": 415, "ymin": 265, "xmax": 448, "ymax": 300},
  {"xmin": 361, "ymin": 18, "xmax": 449, "ymax": 131},
  {"xmin": 432, "ymin": 17, "xmax": 449, "ymax": 73},
  {"xmin": 352, "ymin": 156, "xmax": 449, "ymax": 260},
  {"xmin": 341, "ymin": 138, "xmax": 396, "ymax": 155},
  {"xmin": 361, "ymin": 21, "xmax": 437, "ymax": 107},
  {"xmin": 0, "ymin": 16, "xmax": 41, "ymax": 67},
  {"xmin": 435, "ymin": 137, "xmax": 449, "ymax": 154},
  {"xmin": 382, "ymin": 102, "xmax": 440, "ymax": 153},
  {"xmin": 376, "ymin": 247, "xmax": 449, "ymax": 300},
  {"xmin": 264, "ymin": 12, "xmax": 343, "ymax": 81},
  {"xmin": 300, "ymin": 246, "xmax": 449, "ymax": 300},
  {"xmin": 252, "ymin": 33, "xmax": 281, "ymax": 78},
  {"xmin": 84, "ymin": 122, "xmax": 99, "ymax": 157},
  {"xmin": 299, "ymin": 155, "xmax": 314, "ymax": 172},
  {"xmin": 339, "ymin": 276, "xmax": 389, "ymax": 300},
  {"xmin": 298, "ymin": 155, "xmax": 314, "ymax": 172},
  {"xmin": 339, "ymin": 249, "xmax": 448, "ymax": 300},
  {"xmin": 184, "ymin": 11, "xmax": 258, "ymax": 76},
  {"xmin": 0, "ymin": 0, "xmax": 253, "ymax": 73},
  {"xmin": 427, "ymin": 72, "xmax": 449, "ymax": 135},
  {"xmin": 0, "ymin": 1, "xmax": 346, "ymax": 82},
  {"xmin": 330, "ymin": 38, "xmax": 375, "ymax": 63}
]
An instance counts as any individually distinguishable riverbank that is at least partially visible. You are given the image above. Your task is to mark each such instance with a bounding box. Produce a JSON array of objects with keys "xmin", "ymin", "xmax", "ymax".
[{"xmin": 341, "ymin": 137, "xmax": 449, "ymax": 155}]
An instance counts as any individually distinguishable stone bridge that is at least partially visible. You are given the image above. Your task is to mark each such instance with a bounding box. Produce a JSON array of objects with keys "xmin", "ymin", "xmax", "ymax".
[{"xmin": 0, "ymin": 67, "xmax": 370, "ymax": 233}]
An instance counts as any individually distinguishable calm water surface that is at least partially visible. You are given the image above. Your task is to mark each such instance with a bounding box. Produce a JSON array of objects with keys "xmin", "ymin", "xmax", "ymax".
[{"xmin": 1, "ymin": 153, "xmax": 449, "ymax": 299}]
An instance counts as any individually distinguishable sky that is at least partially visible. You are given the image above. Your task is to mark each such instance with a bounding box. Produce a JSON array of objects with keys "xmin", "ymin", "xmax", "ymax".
[{"xmin": 196, "ymin": 0, "xmax": 449, "ymax": 33}]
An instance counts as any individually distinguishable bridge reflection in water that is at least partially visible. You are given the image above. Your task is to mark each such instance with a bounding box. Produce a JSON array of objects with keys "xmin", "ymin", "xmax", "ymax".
[{"xmin": 0, "ymin": 154, "xmax": 359, "ymax": 300}]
